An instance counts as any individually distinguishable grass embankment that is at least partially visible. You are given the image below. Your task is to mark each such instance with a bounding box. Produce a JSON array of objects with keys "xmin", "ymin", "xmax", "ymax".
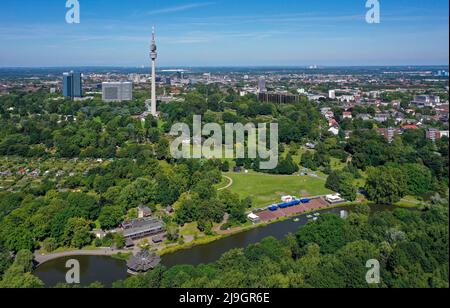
[
  {"xmin": 111, "ymin": 252, "xmax": 133, "ymax": 261},
  {"xmin": 158, "ymin": 235, "xmax": 223, "ymax": 256},
  {"xmin": 158, "ymin": 219, "xmax": 276, "ymax": 256}
]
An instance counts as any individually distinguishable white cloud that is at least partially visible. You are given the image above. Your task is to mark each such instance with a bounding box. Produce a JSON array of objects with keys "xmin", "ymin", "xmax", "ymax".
[{"xmin": 143, "ymin": 2, "xmax": 214, "ymax": 16}]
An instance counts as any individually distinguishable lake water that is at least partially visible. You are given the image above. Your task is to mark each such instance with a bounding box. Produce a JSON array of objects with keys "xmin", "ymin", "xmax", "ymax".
[{"xmin": 34, "ymin": 204, "xmax": 394, "ymax": 287}]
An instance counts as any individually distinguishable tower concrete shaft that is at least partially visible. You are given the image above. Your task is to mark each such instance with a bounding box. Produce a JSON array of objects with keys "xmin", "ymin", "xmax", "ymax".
[{"xmin": 150, "ymin": 27, "xmax": 158, "ymax": 117}]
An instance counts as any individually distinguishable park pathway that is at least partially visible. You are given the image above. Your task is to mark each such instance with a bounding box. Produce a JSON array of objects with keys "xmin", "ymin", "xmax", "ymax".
[{"xmin": 217, "ymin": 175, "xmax": 233, "ymax": 191}]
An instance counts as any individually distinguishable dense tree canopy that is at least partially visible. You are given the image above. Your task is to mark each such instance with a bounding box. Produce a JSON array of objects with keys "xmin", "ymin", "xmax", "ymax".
[
  {"xmin": 113, "ymin": 201, "xmax": 449, "ymax": 288},
  {"xmin": 326, "ymin": 171, "xmax": 357, "ymax": 201},
  {"xmin": 365, "ymin": 166, "xmax": 407, "ymax": 205}
]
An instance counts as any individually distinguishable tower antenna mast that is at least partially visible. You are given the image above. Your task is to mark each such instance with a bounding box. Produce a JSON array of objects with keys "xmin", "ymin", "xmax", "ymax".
[{"xmin": 150, "ymin": 25, "xmax": 158, "ymax": 117}]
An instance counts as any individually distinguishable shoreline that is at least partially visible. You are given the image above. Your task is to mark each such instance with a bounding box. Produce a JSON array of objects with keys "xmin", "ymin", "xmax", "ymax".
[
  {"xmin": 157, "ymin": 200, "xmax": 361, "ymax": 256},
  {"xmin": 34, "ymin": 200, "xmax": 349, "ymax": 265},
  {"xmin": 33, "ymin": 201, "xmax": 419, "ymax": 265}
]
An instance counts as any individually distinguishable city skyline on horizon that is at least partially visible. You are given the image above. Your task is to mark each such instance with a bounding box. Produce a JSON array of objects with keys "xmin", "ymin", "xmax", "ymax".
[
  {"xmin": 1, "ymin": 65, "xmax": 449, "ymax": 70},
  {"xmin": 0, "ymin": 0, "xmax": 449, "ymax": 67},
  {"xmin": 1, "ymin": 66, "xmax": 450, "ymax": 72}
]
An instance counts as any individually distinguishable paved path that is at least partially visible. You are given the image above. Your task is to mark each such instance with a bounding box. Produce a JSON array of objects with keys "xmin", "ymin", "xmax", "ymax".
[
  {"xmin": 34, "ymin": 248, "xmax": 130, "ymax": 266},
  {"xmin": 217, "ymin": 175, "xmax": 233, "ymax": 191}
]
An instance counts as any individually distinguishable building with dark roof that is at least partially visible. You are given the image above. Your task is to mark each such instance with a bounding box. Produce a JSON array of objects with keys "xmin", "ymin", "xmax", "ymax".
[
  {"xmin": 127, "ymin": 250, "xmax": 161, "ymax": 274},
  {"xmin": 258, "ymin": 92, "xmax": 300, "ymax": 104},
  {"xmin": 138, "ymin": 206, "xmax": 152, "ymax": 218},
  {"xmin": 152, "ymin": 235, "xmax": 164, "ymax": 244},
  {"xmin": 125, "ymin": 238, "xmax": 135, "ymax": 249},
  {"xmin": 122, "ymin": 217, "xmax": 165, "ymax": 240}
]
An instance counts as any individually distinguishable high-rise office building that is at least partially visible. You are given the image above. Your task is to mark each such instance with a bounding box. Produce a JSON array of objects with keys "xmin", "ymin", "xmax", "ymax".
[
  {"xmin": 102, "ymin": 82, "xmax": 133, "ymax": 102},
  {"xmin": 72, "ymin": 72, "xmax": 82, "ymax": 98},
  {"xmin": 329, "ymin": 90, "xmax": 336, "ymax": 99},
  {"xmin": 258, "ymin": 77, "xmax": 267, "ymax": 93},
  {"xmin": 63, "ymin": 74, "xmax": 72, "ymax": 97},
  {"xmin": 63, "ymin": 71, "xmax": 83, "ymax": 99},
  {"xmin": 258, "ymin": 92, "xmax": 299, "ymax": 104}
]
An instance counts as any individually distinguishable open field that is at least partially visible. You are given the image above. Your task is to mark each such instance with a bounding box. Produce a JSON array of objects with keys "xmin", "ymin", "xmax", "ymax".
[{"xmin": 224, "ymin": 171, "xmax": 333, "ymax": 208}]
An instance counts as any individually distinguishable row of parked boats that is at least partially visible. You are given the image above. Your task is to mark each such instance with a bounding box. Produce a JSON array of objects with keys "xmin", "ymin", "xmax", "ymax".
[
  {"xmin": 293, "ymin": 212, "xmax": 321, "ymax": 223},
  {"xmin": 307, "ymin": 213, "xmax": 321, "ymax": 221}
]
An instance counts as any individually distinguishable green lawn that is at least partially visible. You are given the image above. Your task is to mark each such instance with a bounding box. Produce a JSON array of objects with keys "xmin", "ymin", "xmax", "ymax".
[
  {"xmin": 224, "ymin": 171, "xmax": 333, "ymax": 209},
  {"xmin": 396, "ymin": 195, "xmax": 422, "ymax": 208},
  {"xmin": 330, "ymin": 157, "xmax": 347, "ymax": 171},
  {"xmin": 180, "ymin": 222, "xmax": 202, "ymax": 237}
]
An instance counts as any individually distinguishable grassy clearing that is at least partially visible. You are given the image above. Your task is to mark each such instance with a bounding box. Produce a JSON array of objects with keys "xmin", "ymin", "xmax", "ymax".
[
  {"xmin": 224, "ymin": 171, "xmax": 332, "ymax": 208},
  {"xmin": 180, "ymin": 222, "xmax": 202, "ymax": 238},
  {"xmin": 330, "ymin": 157, "xmax": 347, "ymax": 171},
  {"xmin": 396, "ymin": 196, "xmax": 422, "ymax": 208}
]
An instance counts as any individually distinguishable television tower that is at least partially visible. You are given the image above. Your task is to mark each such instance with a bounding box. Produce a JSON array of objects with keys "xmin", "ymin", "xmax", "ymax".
[{"xmin": 150, "ymin": 26, "xmax": 158, "ymax": 117}]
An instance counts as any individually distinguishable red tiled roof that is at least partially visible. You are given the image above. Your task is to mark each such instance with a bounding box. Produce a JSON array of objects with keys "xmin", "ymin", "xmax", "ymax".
[{"xmin": 402, "ymin": 124, "xmax": 418, "ymax": 130}]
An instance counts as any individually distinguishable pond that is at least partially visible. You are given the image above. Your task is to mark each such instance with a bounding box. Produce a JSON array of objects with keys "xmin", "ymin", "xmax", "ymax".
[{"xmin": 33, "ymin": 204, "xmax": 395, "ymax": 287}]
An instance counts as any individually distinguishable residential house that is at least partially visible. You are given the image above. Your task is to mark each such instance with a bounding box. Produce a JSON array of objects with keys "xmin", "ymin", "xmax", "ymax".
[
  {"xmin": 356, "ymin": 114, "xmax": 371, "ymax": 121},
  {"xmin": 374, "ymin": 113, "xmax": 390, "ymax": 123},
  {"xmin": 378, "ymin": 127, "xmax": 400, "ymax": 144},
  {"xmin": 138, "ymin": 206, "xmax": 152, "ymax": 219},
  {"xmin": 328, "ymin": 126, "xmax": 340, "ymax": 136},
  {"xmin": 342, "ymin": 112, "xmax": 353, "ymax": 120},
  {"xmin": 426, "ymin": 128, "xmax": 442, "ymax": 142}
]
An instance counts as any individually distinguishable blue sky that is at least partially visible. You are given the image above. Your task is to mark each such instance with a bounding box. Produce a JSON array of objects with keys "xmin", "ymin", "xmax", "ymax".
[{"xmin": 0, "ymin": 0, "xmax": 448, "ymax": 67}]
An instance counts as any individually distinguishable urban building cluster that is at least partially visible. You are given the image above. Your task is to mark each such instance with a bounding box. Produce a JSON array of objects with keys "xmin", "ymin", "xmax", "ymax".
[{"xmin": 1, "ymin": 62, "xmax": 448, "ymax": 148}]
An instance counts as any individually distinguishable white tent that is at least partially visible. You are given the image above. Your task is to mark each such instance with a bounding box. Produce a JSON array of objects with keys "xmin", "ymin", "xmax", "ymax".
[{"xmin": 247, "ymin": 213, "xmax": 260, "ymax": 223}]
